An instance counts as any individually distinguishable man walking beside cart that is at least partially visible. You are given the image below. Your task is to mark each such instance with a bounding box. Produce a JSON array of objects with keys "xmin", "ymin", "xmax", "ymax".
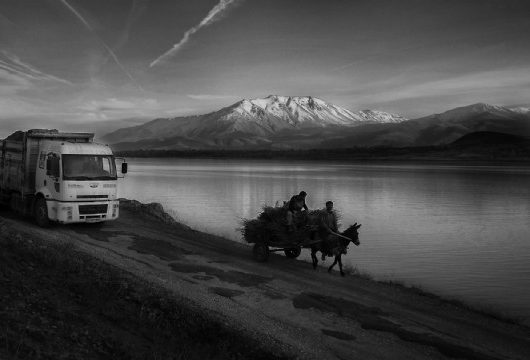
[{"xmin": 319, "ymin": 201, "xmax": 338, "ymax": 261}]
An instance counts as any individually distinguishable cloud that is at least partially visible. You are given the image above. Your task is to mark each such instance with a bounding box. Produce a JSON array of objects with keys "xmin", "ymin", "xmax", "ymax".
[
  {"xmin": 123, "ymin": 0, "xmax": 150, "ymax": 45},
  {"xmin": 163, "ymin": 107, "xmax": 197, "ymax": 115},
  {"xmin": 0, "ymin": 11, "xmax": 15, "ymax": 26},
  {"xmin": 59, "ymin": 0, "xmax": 142, "ymax": 90},
  {"xmin": 81, "ymin": 98, "xmax": 137, "ymax": 112},
  {"xmin": 81, "ymin": 98, "xmax": 159, "ymax": 112},
  {"xmin": 0, "ymin": 51, "xmax": 72, "ymax": 86},
  {"xmin": 0, "ymin": 68, "xmax": 31, "ymax": 94},
  {"xmin": 187, "ymin": 94, "xmax": 238, "ymax": 100},
  {"xmin": 345, "ymin": 67, "xmax": 530, "ymax": 105},
  {"xmin": 150, "ymin": 0, "xmax": 242, "ymax": 67},
  {"xmin": 98, "ymin": 0, "xmax": 150, "ymax": 70},
  {"xmin": 0, "ymin": 97, "xmax": 39, "ymax": 118}
]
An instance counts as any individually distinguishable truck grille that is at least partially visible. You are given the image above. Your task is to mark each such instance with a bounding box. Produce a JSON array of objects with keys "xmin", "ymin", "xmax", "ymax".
[{"xmin": 79, "ymin": 204, "xmax": 108, "ymax": 215}]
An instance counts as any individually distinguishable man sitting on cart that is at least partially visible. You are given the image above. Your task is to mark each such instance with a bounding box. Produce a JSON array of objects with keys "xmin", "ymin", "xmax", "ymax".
[
  {"xmin": 289, "ymin": 191, "xmax": 309, "ymax": 212},
  {"xmin": 319, "ymin": 201, "xmax": 338, "ymax": 261},
  {"xmin": 286, "ymin": 191, "xmax": 308, "ymax": 233}
]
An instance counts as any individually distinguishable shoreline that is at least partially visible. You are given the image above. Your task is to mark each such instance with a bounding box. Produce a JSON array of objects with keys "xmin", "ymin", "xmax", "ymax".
[
  {"xmin": 114, "ymin": 147, "xmax": 530, "ymax": 164},
  {"xmin": 121, "ymin": 199, "xmax": 527, "ymax": 328},
  {"xmin": 1, "ymin": 199, "xmax": 529, "ymax": 359},
  {"xmin": 125, "ymin": 198, "xmax": 530, "ymax": 326}
]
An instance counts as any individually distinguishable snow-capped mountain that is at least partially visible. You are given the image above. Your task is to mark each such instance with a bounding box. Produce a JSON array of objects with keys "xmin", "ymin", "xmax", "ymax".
[
  {"xmin": 102, "ymin": 95, "xmax": 407, "ymax": 146},
  {"xmin": 226, "ymin": 95, "xmax": 359, "ymax": 128},
  {"xmin": 213, "ymin": 95, "xmax": 406, "ymax": 132},
  {"xmin": 509, "ymin": 106, "xmax": 530, "ymax": 114},
  {"xmin": 357, "ymin": 109, "xmax": 407, "ymax": 123},
  {"xmin": 103, "ymin": 98, "xmax": 528, "ymax": 151}
]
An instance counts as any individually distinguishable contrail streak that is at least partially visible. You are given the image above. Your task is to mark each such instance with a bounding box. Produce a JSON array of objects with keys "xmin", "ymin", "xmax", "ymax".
[
  {"xmin": 0, "ymin": 51, "xmax": 72, "ymax": 85},
  {"xmin": 60, "ymin": 0, "xmax": 142, "ymax": 89},
  {"xmin": 150, "ymin": 0, "xmax": 241, "ymax": 67},
  {"xmin": 96, "ymin": 0, "xmax": 149, "ymax": 72}
]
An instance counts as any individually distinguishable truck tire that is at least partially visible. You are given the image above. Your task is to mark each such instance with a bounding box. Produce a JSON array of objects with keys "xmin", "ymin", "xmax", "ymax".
[{"xmin": 34, "ymin": 198, "xmax": 50, "ymax": 228}]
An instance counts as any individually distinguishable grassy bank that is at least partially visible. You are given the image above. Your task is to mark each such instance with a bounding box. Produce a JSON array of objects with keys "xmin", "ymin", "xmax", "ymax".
[{"xmin": 0, "ymin": 220, "xmax": 288, "ymax": 360}]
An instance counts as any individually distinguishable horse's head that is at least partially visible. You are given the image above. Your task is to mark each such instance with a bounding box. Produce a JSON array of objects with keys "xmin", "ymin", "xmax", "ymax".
[{"xmin": 342, "ymin": 223, "xmax": 361, "ymax": 246}]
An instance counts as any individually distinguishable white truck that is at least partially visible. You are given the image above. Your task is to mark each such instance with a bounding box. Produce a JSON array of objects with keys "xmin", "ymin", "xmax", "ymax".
[{"xmin": 0, "ymin": 129, "xmax": 127, "ymax": 227}]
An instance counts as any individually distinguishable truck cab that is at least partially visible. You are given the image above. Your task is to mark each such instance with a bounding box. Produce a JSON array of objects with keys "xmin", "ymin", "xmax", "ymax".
[
  {"xmin": 34, "ymin": 141, "xmax": 122, "ymax": 226},
  {"xmin": 0, "ymin": 129, "xmax": 127, "ymax": 227}
]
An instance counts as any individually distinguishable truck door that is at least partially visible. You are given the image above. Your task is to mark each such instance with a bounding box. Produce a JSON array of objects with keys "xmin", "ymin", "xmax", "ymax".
[{"xmin": 45, "ymin": 153, "xmax": 61, "ymax": 200}]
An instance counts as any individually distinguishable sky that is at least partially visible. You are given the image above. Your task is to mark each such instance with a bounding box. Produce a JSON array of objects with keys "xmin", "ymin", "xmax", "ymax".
[{"xmin": 1, "ymin": 0, "xmax": 530, "ymax": 138}]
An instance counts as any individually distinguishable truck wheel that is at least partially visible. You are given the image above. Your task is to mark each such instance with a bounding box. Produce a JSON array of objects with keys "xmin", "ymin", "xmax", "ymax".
[
  {"xmin": 34, "ymin": 198, "xmax": 50, "ymax": 228},
  {"xmin": 284, "ymin": 247, "xmax": 301, "ymax": 259},
  {"xmin": 253, "ymin": 243, "xmax": 269, "ymax": 262}
]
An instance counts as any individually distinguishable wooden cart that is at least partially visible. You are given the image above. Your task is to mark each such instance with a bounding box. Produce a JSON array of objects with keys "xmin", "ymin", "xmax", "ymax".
[{"xmin": 244, "ymin": 223, "xmax": 319, "ymax": 262}]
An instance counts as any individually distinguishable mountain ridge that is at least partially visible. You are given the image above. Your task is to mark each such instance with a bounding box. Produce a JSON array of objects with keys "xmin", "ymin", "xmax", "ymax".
[
  {"xmin": 102, "ymin": 98, "xmax": 530, "ymax": 151},
  {"xmin": 102, "ymin": 95, "xmax": 406, "ymax": 146}
]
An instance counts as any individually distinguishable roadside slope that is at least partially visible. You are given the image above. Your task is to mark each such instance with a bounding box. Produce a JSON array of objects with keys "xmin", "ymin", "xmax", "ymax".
[
  {"xmin": 0, "ymin": 216, "xmax": 286, "ymax": 360},
  {"xmin": 1, "ymin": 200, "xmax": 530, "ymax": 360}
]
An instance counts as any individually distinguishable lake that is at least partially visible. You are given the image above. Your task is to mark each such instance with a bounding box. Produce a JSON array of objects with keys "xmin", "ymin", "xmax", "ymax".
[{"xmin": 118, "ymin": 158, "xmax": 530, "ymax": 322}]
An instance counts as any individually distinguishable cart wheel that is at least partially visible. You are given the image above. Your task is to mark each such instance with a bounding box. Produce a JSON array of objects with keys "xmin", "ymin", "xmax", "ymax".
[
  {"xmin": 34, "ymin": 198, "xmax": 50, "ymax": 228},
  {"xmin": 284, "ymin": 247, "xmax": 301, "ymax": 259},
  {"xmin": 253, "ymin": 243, "xmax": 269, "ymax": 262}
]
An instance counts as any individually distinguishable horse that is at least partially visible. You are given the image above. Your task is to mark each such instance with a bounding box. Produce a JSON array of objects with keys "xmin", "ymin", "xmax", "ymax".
[{"xmin": 310, "ymin": 223, "xmax": 361, "ymax": 276}]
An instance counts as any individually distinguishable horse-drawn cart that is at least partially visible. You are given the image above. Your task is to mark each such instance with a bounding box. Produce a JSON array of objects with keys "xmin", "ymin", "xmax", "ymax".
[
  {"xmin": 242, "ymin": 205, "xmax": 361, "ymax": 273},
  {"xmin": 242, "ymin": 206, "xmax": 320, "ymax": 262},
  {"xmin": 246, "ymin": 224, "xmax": 322, "ymax": 262}
]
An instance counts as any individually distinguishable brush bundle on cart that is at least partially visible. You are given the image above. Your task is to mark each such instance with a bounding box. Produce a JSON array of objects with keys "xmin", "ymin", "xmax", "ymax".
[{"xmin": 241, "ymin": 204, "xmax": 333, "ymax": 262}]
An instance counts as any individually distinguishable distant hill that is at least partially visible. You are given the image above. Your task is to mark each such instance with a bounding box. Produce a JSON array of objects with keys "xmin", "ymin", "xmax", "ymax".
[
  {"xmin": 115, "ymin": 131, "xmax": 530, "ymax": 162},
  {"xmin": 102, "ymin": 95, "xmax": 407, "ymax": 150},
  {"xmin": 320, "ymin": 103, "xmax": 530, "ymax": 148},
  {"xmin": 450, "ymin": 131, "xmax": 529, "ymax": 148},
  {"xmin": 444, "ymin": 131, "xmax": 530, "ymax": 160}
]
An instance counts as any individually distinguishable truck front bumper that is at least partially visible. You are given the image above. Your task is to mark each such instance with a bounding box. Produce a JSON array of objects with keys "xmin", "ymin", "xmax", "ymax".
[{"xmin": 47, "ymin": 200, "xmax": 120, "ymax": 223}]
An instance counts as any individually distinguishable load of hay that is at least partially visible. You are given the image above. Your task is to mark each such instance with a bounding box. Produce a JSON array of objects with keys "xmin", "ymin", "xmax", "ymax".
[
  {"xmin": 241, "ymin": 204, "xmax": 340, "ymax": 245},
  {"xmin": 241, "ymin": 205, "xmax": 290, "ymax": 244}
]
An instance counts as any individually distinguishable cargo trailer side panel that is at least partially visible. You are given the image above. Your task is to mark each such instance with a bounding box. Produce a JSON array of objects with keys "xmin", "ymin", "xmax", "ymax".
[
  {"xmin": 0, "ymin": 140, "xmax": 25, "ymax": 194},
  {"xmin": 25, "ymin": 137, "xmax": 42, "ymax": 194}
]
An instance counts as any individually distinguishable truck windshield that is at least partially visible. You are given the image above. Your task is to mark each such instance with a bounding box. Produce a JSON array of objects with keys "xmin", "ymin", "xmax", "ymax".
[{"xmin": 62, "ymin": 155, "xmax": 117, "ymax": 180}]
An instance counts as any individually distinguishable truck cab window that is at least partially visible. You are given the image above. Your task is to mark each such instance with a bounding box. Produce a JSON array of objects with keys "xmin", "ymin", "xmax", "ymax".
[{"xmin": 62, "ymin": 155, "xmax": 117, "ymax": 180}]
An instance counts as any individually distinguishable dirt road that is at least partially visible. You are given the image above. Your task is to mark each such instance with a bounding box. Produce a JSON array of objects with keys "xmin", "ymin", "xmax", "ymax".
[{"xmin": 2, "ymin": 200, "xmax": 529, "ymax": 360}]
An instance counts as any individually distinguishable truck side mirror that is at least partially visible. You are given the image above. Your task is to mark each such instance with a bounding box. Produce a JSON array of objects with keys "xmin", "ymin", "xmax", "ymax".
[{"xmin": 121, "ymin": 162, "xmax": 128, "ymax": 174}]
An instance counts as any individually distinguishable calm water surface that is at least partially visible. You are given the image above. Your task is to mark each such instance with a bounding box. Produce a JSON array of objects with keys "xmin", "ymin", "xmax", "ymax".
[{"xmin": 118, "ymin": 158, "xmax": 530, "ymax": 321}]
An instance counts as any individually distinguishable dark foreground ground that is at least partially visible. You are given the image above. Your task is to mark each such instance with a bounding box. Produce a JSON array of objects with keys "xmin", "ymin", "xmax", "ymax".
[
  {"xmin": 1, "ymin": 200, "xmax": 530, "ymax": 360},
  {"xmin": 0, "ymin": 217, "xmax": 282, "ymax": 360}
]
